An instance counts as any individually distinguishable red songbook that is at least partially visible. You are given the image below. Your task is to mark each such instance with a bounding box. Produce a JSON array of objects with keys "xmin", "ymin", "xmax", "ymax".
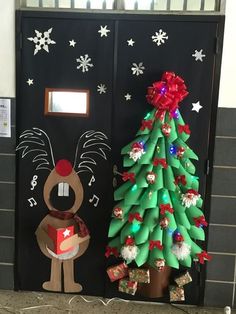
[{"xmin": 47, "ymin": 224, "xmax": 74, "ymax": 255}]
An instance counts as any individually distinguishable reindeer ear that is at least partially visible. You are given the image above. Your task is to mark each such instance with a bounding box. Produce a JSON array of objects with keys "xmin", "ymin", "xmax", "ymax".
[
  {"xmin": 16, "ymin": 127, "xmax": 55, "ymax": 171},
  {"xmin": 73, "ymin": 130, "xmax": 111, "ymax": 174}
]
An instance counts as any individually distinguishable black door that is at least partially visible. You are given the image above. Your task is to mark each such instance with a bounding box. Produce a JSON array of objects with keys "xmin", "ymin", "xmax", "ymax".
[{"xmin": 16, "ymin": 11, "xmax": 223, "ymax": 304}]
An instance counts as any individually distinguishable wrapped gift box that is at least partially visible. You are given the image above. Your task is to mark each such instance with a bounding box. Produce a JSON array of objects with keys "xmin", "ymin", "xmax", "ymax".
[
  {"xmin": 169, "ymin": 285, "xmax": 185, "ymax": 302},
  {"xmin": 128, "ymin": 268, "xmax": 150, "ymax": 283},
  {"xmin": 118, "ymin": 279, "xmax": 138, "ymax": 295},
  {"xmin": 107, "ymin": 263, "xmax": 128, "ymax": 282},
  {"xmin": 175, "ymin": 271, "xmax": 192, "ymax": 287}
]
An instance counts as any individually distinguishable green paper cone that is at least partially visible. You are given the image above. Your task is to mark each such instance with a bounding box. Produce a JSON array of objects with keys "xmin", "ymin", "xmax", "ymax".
[
  {"xmin": 135, "ymin": 242, "xmax": 150, "ymax": 267},
  {"xmin": 191, "ymin": 176, "xmax": 199, "ymax": 190},
  {"xmin": 153, "ymin": 137, "xmax": 166, "ymax": 159},
  {"xmin": 135, "ymin": 225, "xmax": 150, "ymax": 244},
  {"xmin": 148, "ymin": 247, "xmax": 164, "ymax": 266},
  {"xmin": 165, "ymin": 211, "xmax": 177, "ymax": 231},
  {"xmin": 143, "ymin": 207, "xmax": 159, "ymax": 232},
  {"xmin": 151, "ymin": 168, "xmax": 164, "ymax": 190},
  {"xmin": 197, "ymin": 197, "xmax": 203, "ymax": 208},
  {"xmin": 140, "ymin": 142, "xmax": 157, "ymax": 164},
  {"xmin": 184, "ymin": 146, "xmax": 198, "ymax": 160},
  {"xmin": 164, "ymin": 248, "xmax": 179, "ymax": 269},
  {"xmin": 158, "ymin": 188, "xmax": 172, "ymax": 206},
  {"xmin": 185, "ymin": 206, "xmax": 203, "ymax": 219},
  {"xmin": 166, "ymin": 152, "xmax": 180, "ymax": 169},
  {"xmin": 169, "ymin": 191, "xmax": 186, "ymax": 213},
  {"xmin": 150, "ymin": 225, "xmax": 163, "ymax": 241},
  {"xmin": 177, "ymin": 225, "xmax": 192, "ymax": 246},
  {"xmin": 140, "ymin": 189, "xmax": 158, "ymax": 209},
  {"xmin": 123, "ymin": 155, "xmax": 135, "ymax": 167},
  {"xmin": 150, "ymin": 119, "xmax": 163, "ymax": 143},
  {"xmin": 108, "ymin": 218, "xmax": 127, "ymax": 237},
  {"xmin": 175, "ymin": 212, "xmax": 191, "ymax": 230},
  {"xmin": 124, "ymin": 187, "xmax": 143, "ymax": 205},
  {"xmin": 135, "ymin": 164, "xmax": 153, "ymax": 188},
  {"xmin": 188, "ymin": 225, "xmax": 205, "ymax": 241},
  {"xmin": 108, "ymin": 236, "xmax": 121, "ymax": 250},
  {"xmin": 163, "ymin": 166, "xmax": 176, "ymax": 191},
  {"xmin": 173, "ymin": 164, "xmax": 193, "ymax": 186},
  {"xmin": 114, "ymin": 181, "xmax": 132, "ymax": 200},
  {"xmin": 167, "ymin": 117, "xmax": 178, "ymax": 143},
  {"xmin": 190, "ymin": 241, "xmax": 202, "ymax": 257},
  {"xmin": 181, "ymin": 158, "xmax": 196, "ymax": 174}
]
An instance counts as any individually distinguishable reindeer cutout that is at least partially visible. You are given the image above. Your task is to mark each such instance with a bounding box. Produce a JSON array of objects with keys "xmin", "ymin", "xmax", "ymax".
[{"xmin": 16, "ymin": 128, "xmax": 111, "ymax": 293}]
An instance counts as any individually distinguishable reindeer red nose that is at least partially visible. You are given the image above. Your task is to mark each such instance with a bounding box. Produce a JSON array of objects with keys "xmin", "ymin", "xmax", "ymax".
[{"xmin": 55, "ymin": 159, "xmax": 73, "ymax": 176}]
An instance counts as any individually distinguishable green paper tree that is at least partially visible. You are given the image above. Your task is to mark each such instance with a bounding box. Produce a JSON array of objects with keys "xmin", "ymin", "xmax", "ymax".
[{"xmin": 106, "ymin": 72, "xmax": 211, "ymax": 271}]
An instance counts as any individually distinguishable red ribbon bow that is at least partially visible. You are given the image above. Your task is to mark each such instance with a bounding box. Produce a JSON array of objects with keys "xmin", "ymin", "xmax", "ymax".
[
  {"xmin": 122, "ymin": 172, "xmax": 136, "ymax": 183},
  {"xmin": 140, "ymin": 119, "xmax": 153, "ymax": 131},
  {"xmin": 128, "ymin": 212, "xmax": 143, "ymax": 223},
  {"xmin": 174, "ymin": 175, "xmax": 187, "ymax": 186},
  {"xmin": 149, "ymin": 240, "xmax": 163, "ymax": 251},
  {"xmin": 160, "ymin": 203, "xmax": 174, "ymax": 215},
  {"xmin": 196, "ymin": 251, "xmax": 212, "ymax": 264},
  {"xmin": 153, "ymin": 158, "xmax": 168, "ymax": 169},
  {"xmin": 178, "ymin": 124, "xmax": 191, "ymax": 135},
  {"xmin": 105, "ymin": 246, "xmax": 119, "ymax": 258},
  {"xmin": 193, "ymin": 215, "xmax": 208, "ymax": 228},
  {"xmin": 146, "ymin": 72, "xmax": 188, "ymax": 113}
]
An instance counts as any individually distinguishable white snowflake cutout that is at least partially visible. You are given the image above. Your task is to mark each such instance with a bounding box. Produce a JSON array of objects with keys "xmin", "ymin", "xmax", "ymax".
[
  {"xmin": 124, "ymin": 93, "xmax": 132, "ymax": 101},
  {"xmin": 131, "ymin": 62, "xmax": 145, "ymax": 76},
  {"xmin": 27, "ymin": 28, "xmax": 56, "ymax": 55},
  {"xmin": 97, "ymin": 84, "xmax": 107, "ymax": 94},
  {"xmin": 192, "ymin": 49, "xmax": 206, "ymax": 62},
  {"xmin": 26, "ymin": 79, "xmax": 34, "ymax": 86},
  {"xmin": 151, "ymin": 29, "xmax": 168, "ymax": 46},
  {"xmin": 98, "ymin": 25, "xmax": 110, "ymax": 37},
  {"xmin": 76, "ymin": 54, "xmax": 94, "ymax": 73}
]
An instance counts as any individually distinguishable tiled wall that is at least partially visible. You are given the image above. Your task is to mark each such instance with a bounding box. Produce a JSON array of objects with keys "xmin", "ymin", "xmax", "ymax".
[
  {"xmin": 205, "ymin": 108, "xmax": 236, "ymax": 308},
  {"xmin": 0, "ymin": 98, "xmax": 15, "ymax": 290},
  {"xmin": 0, "ymin": 103, "xmax": 235, "ymax": 308}
]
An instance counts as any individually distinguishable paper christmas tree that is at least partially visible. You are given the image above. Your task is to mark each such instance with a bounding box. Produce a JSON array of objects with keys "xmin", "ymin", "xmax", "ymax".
[{"xmin": 106, "ymin": 72, "xmax": 211, "ymax": 270}]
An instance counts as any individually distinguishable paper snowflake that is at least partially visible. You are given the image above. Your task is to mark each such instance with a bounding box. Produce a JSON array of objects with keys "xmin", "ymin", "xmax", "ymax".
[
  {"xmin": 76, "ymin": 54, "xmax": 94, "ymax": 73},
  {"xmin": 98, "ymin": 25, "xmax": 110, "ymax": 37},
  {"xmin": 97, "ymin": 84, "xmax": 107, "ymax": 94},
  {"xmin": 151, "ymin": 29, "xmax": 168, "ymax": 46},
  {"xmin": 27, "ymin": 28, "xmax": 56, "ymax": 55},
  {"xmin": 131, "ymin": 62, "xmax": 145, "ymax": 76},
  {"xmin": 192, "ymin": 49, "xmax": 206, "ymax": 62}
]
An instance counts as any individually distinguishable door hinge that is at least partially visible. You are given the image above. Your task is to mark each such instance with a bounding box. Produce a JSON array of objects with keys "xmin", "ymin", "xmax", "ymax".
[
  {"xmin": 214, "ymin": 36, "xmax": 220, "ymax": 54},
  {"xmin": 205, "ymin": 159, "xmax": 210, "ymax": 175}
]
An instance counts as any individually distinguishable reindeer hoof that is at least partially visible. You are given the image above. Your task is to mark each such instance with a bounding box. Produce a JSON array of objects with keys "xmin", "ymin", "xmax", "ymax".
[
  {"xmin": 64, "ymin": 282, "xmax": 83, "ymax": 293},
  {"xmin": 43, "ymin": 281, "xmax": 62, "ymax": 292}
]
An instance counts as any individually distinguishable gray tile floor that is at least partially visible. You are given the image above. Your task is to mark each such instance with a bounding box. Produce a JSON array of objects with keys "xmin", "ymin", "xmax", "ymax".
[{"xmin": 0, "ymin": 290, "xmax": 234, "ymax": 314}]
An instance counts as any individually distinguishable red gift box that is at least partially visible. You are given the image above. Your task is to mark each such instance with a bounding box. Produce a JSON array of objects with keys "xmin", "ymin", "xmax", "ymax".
[
  {"xmin": 48, "ymin": 224, "xmax": 74, "ymax": 254},
  {"xmin": 107, "ymin": 263, "xmax": 128, "ymax": 282}
]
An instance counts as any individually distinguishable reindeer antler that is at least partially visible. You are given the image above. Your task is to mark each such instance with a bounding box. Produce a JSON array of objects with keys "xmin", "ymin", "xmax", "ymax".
[
  {"xmin": 16, "ymin": 127, "xmax": 55, "ymax": 171},
  {"xmin": 73, "ymin": 130, "xmax": 111, "ymax": 174}
]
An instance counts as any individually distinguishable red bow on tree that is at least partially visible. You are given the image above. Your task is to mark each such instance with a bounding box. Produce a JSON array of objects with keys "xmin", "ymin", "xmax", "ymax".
[
  {"xmin": 146, "ymin": 72, "xmax": 188, "ymax": 113},
  {"xmin": 122, "ymin": 172, "xmax": 136, "ymax": 183},
  {"xmin": 153, "ymin": 158, "xmax": 168, "ymax": 168},
  {"xmin": 160, "ymin": 203, "xmax": 174, "ymax": 215},
  {"xmin": 155, "ymin": 110, "xmax": 166, "ymax": 121},
  {"xmin": 105, "ymin": 246, "xmax": 119, "ymax": 258},
  {"xmin": 196, "ymin": 251, "xmax": 212, "ymax": 264},
  {"xmin": 193, "ymin": 215, "xmax": 208, "ymax": 228},
  {"xmin": 149, "ymin": 240, "xmax": 163, "ymax": 251},
  {"xmin": 128, "ymin": 212, "xmax": 143, "ymax": 223},
  {"xmin": 178, "ymin": 124, "xmax": 191, "ymax": 134},
  {"xmin": 174, "ymin": 175, "xmax": 187, "ymax": 186},
  {"xmin": 140, "ymin": 119, "xmax": 153, "ymax": 131}
]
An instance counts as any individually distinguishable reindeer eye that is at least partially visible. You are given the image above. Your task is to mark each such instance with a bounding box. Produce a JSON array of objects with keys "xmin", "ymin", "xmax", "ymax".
[{"xmin": 49, "ymin": 184, "xmax": 75, "ymax": 211}]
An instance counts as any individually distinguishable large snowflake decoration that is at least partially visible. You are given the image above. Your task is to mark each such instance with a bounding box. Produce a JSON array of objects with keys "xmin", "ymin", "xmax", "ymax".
[
  {"xmin": 97, "ymin": 84, "xmax": 107, "ymax": 94},
  {"xmin": 192, "ymin": 49, "xmax": 206, "ymax": 62},
  {"xmin": 76, "ymin": 54, "xmax": 94, "ymax": 73},
  {"xmin": 27, "ymin": 28, "xmax": 56, "ymax": 55},
  {"xmin": 151, "ymin": 29, "xmax": 168, "ymax": 46},
  {"xmin": 131, "ymin": 62, "xmax": 145, "ymax": 76}
]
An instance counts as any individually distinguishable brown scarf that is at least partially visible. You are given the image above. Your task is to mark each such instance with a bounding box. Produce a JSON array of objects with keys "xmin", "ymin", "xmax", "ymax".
[{"xmin": 49, "ymin": 210, "xmax": 89, "ymax": 237}]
